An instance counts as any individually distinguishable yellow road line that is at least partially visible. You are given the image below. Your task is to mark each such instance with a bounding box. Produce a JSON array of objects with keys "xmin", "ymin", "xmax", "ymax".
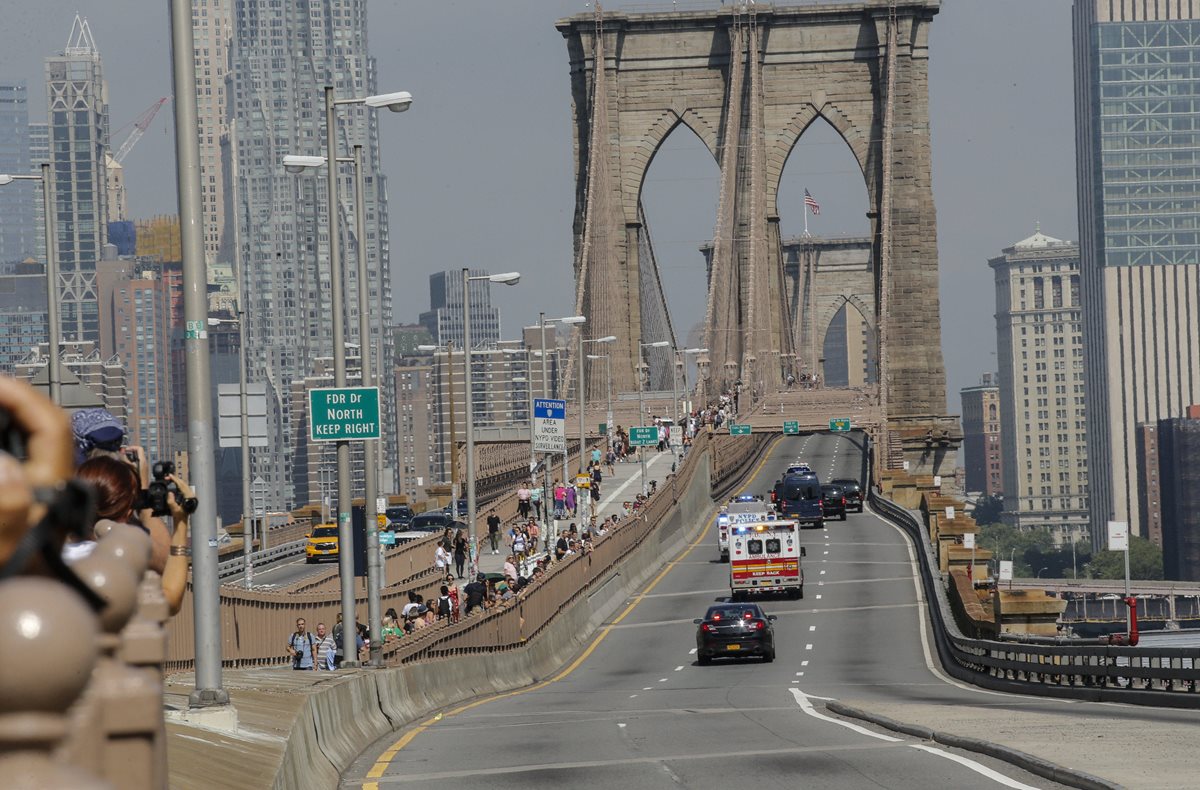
[{"xmin": 362, "ymin": 439, "xmax": 781, "ymax": 787}]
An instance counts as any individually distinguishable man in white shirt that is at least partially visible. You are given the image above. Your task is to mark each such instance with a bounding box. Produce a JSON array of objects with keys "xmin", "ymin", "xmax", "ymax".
[{"xmin": 434, "ymin": 541, "xmax": 451, "ymax": 572}]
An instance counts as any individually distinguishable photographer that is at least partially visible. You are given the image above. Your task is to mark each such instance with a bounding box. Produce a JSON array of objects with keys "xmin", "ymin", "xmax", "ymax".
[{"xmin": 72, "ymin": 455, "xmax": 196, "ymax": 616}]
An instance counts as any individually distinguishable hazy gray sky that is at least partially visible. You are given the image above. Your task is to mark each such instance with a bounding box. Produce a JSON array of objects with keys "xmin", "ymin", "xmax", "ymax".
[{"xmin": 0, "ymin": 0, "xmax": 1077, "ymax": 413}]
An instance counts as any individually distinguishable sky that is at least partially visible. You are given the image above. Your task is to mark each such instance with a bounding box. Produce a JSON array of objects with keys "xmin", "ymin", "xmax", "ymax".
[{"xmin": 0, "ymin": 0, "xmax": 1079, "ymax": 413}]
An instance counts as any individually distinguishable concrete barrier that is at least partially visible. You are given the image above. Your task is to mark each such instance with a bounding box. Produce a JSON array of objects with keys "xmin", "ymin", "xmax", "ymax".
[{"xmin": 166, "ymin": 449, "xmax": 716, "ymax": 790}]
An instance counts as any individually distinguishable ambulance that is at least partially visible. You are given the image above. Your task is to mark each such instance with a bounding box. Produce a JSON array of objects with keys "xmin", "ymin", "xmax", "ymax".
[
  {"xmin": 716, "ymin": 495, "xmax": 772, "ymax": 562},
  {"xmin": 728, "ymin": 517, "xmax": 805, "ymax": 600}
]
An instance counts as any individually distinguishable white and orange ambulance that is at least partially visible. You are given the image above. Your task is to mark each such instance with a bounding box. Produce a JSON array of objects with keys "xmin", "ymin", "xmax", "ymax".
[{"xmin": 728, "ymin": 517, "xmax": 805, "ymax": 600}]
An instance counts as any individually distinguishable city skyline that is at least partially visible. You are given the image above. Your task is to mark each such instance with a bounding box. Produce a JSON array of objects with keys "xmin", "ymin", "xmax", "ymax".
[{"xmin": 0, "ymin": 1, "xmax": 1077, "ymax": 413}]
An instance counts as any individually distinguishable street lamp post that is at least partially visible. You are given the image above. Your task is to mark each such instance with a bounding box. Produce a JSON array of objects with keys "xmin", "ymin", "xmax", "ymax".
[
  {"xmin": 638, "ymin": 340, "xmax": 671, "ymax": 495},
  {"xmin": 677, "ymin": 347, "xmax": 707, "ymax": 443},
  {"xmin": 418, "ymin": 343, "xmax": 459, "ymax": 498},
  {"xmin": 462, "ymin": 270, "xmax": 521, "ymax": 578},
  {"xmin": 580, "ymin": 336, "xmax": 617, "ymax": 489},
  {"xmin": 281, "ymin": 85, "xmax": 411, "ymax": 667},
  {"xmin": 1, "ymin": 166, "xmax": 60, "ymax": 403}
]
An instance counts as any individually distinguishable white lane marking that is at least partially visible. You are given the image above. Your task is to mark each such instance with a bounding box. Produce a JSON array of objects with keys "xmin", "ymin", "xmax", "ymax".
[
  {"xmin": 815, "ymin": 594, "xmax": 822, "ymax": 599},
  {"xmin": 809, "ymin": 625, "xmax": 816, "ymax": 631},
  {"xmin": 618, "ymin": 722, "xmax": 627, "ymax": 728},
  {"xmin": 795, "ymin": 671, "xmax": 803, "ymax": 676},
  {"xmin": 658, "ymin": 678, "xmax": 668, "ymax": 682},
  {"xmin": 801, "ymin": 661, "xmax": 809, "ymax": 666},
  {"xmin": 909, "ymin": 744, "xmax": 1040, "ymax": 790},
  {"xmin": 643, "ymin": 687, "xmax": 652, "ymax": 691},
  {"xmin": 688, "ymin": 648, "xmax": 697, "ymax": 655},
  {"xmin": 823, "ymin": 551, "xmax": 829, "ymax": 555},
  {"xmin": 798, "ymin": 671, "xmax": 804, "ymax": 676},
  {"xmin": 805, "ymin": 643, "xmax": 813, "ymax": 650},
  {"xmin": 674, "ymin": 665, "xmax": 684, "ymax": 671},
  {"xmin": 820, "ymin": 570, "xmax": 826, "ymax": 575},
  {"xmin": 630, "ymin": 694, "xmax": 638, "ymax": 698},
  {"xmin": 788, "ymin": 688, "xmax": 901, "ymax": 742}
]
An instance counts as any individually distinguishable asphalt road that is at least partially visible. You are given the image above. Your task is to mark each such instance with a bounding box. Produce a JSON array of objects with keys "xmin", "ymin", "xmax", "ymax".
[{"xmin": 342, "ymin": 433, "xmax": 1079, "ymax": 789}]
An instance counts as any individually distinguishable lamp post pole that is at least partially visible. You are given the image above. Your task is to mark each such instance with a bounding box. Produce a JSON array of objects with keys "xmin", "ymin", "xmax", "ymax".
[
  {"xmin": 671, "ymin": 345, "xmax": 679, "ymax": 451},
  {"xmin": 638, "ymin": 345, "xmax": 647, "ymax": 495},
  {"xmin": 170, "ymin": 0, "xmax": 226, "ymax": 707},
  {"xmin": 323, "ymin": 85, "xmax": 357, "ymax": 668},
  {"xmin": 40, "ymin": 164, "xmax": 61, "ymax": 403},
  {"xmin": 540, "ymin": 313, "xmax": 551, "ymax": 535},
  {"xmin": 352, "ymin": 144, "xmax": 382, "ymax": 665},
  {"xmin": 578, "ymin": 328, "xmax": 586, "ymax": 483}
]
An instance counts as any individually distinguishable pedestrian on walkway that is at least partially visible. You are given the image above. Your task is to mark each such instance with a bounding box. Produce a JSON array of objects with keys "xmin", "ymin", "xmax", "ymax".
[
  {"xmin": 452, "ymin": 528, "xmax": 468, "ymax": 579},
  {"xmin": 487, "ymin": 510, "xmax": 501, "ymax": 554},
  {"xmin": 434, "ymin": 540, "xmax": 451, "ymax": 573},
  {"xmin": 464, "ymin": 573, "xmax": 487, "ymax": 615},
  {"xmin": 591, "ymin": 445, "xmax": 602, "ymax": 466},
  {"xmin": 527, "ymin": 519, "xmax": 540, "ymax": 553},
  {"xmin": 315, "ymin": 622, "xmax": 337, "ymax": 670},
  {"xmin": 517, "ymin": 482, "xmax": 532, "ymax": 519},
  {"xmin": 511, "ymin": 526, "xmax": 528, "ymax": 564},
  {"xmin": 605, "ymin": 450, "xmax": 615, "ymax": 476},
  {"xmin": 436, "ymin": 585, "xmax": 454, "ymax": 622},
  {"xmin": 531, "ymin": 484, "xmax": 543, "ymax": 521},
  {"xmin": 553, "ymin": 479, "xmax": 566, "ymax": 519},
  {"xmin": 287, "ymin": 618, "xmax": 317, "ymax": 671},
  {"xmin": 565, "ymin": 483, "xmax": 577, "ymax": 517}
]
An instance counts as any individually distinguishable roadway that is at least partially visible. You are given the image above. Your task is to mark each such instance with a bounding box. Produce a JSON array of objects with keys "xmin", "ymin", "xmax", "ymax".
[{"xmin": 342, "ymin": 433, "xmax": 1080, "ymax": 789}]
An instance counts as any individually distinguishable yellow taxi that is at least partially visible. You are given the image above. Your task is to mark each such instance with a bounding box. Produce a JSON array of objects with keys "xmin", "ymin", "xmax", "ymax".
[{"xmin": 305, "ymin": 524, "xmax": 339, "ymax": 563}]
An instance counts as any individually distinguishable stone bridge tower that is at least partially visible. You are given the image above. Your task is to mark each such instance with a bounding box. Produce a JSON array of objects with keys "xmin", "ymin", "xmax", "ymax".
[{"xmin": 558, "ymin": 1, "xmax": 953, "ymax": 445}]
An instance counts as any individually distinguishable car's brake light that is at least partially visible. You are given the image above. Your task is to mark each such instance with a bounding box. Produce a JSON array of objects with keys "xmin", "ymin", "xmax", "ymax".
[
  {"xmin": 701, "ymin": 623, "xmax": 713, "ymax": 632},
  {"xmin": 752, "ymin": 620, "xmax": 766, "ymax": 630},
  {"xmin": 842, "ymin": 497, "xmax": 846, "ymax": 505},
  {"xmin": 743, "ymin": 611, "xmax": 753, "ymax": 619}
]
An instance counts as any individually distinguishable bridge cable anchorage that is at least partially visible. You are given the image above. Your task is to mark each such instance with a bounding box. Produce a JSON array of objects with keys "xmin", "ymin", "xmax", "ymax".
[{"xmin": 877, "ymin": 0, "xmax": 899, "ymax": 467}]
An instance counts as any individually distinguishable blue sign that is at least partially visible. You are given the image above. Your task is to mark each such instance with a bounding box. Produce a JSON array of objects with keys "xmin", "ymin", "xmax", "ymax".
[{"xmin": 534, "ymin": 399, "xmax": 566, "ymax": 419}]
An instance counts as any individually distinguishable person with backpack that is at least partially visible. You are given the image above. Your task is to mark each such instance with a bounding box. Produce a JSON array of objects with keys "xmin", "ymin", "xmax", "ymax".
[
  {"xmin": 287, "ymin": 618, "xmax": 317, "ymax": 671},
  {"xmin": 436, "ymin": 584, "xmax": 454, "ymax": 621},
  {"xmin": 511, "ymin": 526, "xmax": 528, "ymax": 564}
]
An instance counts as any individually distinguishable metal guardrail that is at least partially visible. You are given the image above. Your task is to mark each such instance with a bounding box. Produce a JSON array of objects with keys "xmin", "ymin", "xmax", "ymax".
[
  {"xmin": 870, "ymin": 491, "xmax": 1200, "ymax": 708},
  {"xmin": 216, "ymin": 539, "xmax": 307, "ymax": 580}
]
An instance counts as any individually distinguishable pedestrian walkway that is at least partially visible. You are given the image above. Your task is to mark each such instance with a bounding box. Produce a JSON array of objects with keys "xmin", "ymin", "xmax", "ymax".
[{"xmin": 472, "ymin": 447, "xmax": 680, "ymax": 577}]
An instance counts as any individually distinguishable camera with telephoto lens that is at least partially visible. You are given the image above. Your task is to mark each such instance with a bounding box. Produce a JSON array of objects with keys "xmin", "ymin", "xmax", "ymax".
[{"xmin": 142, "ymin": 460, "xmax": 198, "ymax": 517}]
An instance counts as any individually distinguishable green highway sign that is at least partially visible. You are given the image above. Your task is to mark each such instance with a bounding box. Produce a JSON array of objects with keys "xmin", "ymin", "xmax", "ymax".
[
  {"xmin": 783, "ymin": 421, "xmax": 800, "ymax": 435},
  {"xmin": 629, "ymin": 426, "xmax": 660, "ymax": 446},
  {"xmin": 309, "ymin": 386, "xmax": 381, "ymax": 442},
  {"xmin": 729, "ymin": 424, "xmax": 752, "ymax": 436},
  {"xmin": 829, "ymin": 418, "xmax": 852, "ymax": 433}
]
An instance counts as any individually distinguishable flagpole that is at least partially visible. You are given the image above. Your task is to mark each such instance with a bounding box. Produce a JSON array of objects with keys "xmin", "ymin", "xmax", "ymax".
[{"xmin": 804, "ymin": 200, "xmax": 809, "ymax": 236}]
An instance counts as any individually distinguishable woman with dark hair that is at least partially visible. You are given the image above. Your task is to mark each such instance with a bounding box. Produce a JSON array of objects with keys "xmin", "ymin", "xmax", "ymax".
[
  {"xmin": 70, "ymin": 455, "xmax": 195, "ymax": 616},
  {"xmin": 452, "ymin": 527, "xmax": 468, "ymax": 579}
]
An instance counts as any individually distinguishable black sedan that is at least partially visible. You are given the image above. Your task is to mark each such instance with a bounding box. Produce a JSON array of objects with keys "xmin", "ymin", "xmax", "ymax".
[
  {"xmin": 821, "ymin": 484, "xmax": 847, "ymax": 521},
  {"xmin": 694, "ymin": 603, "xmax": 777, "ymax": 664},
  {"xmin": 831, "ymin": 478, "xmax": 864, "ymax": 512}
]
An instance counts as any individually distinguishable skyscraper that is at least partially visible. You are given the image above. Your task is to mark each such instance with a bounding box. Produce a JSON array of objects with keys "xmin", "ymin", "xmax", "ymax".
[
  {"xmin": 44, "ymin": 15, "xmax": 109, "ymax": 344},
  {"xmin": 960, "ymin": 373, "xmax": 1004, "ymax": 498},
  {"xmin": 28, "ymin": 122, "xmax": 48, "ymax": 265},
  {"xmin": 419, "ymin": 269, "xmax": 503, "ymax": 350},
  {"xmin": 192, "ymin": 0, "xmax": 233, "ymax": 267},
  {"xmin": 0, "ymin": 82, "xmax": 35, "ymax": 267},
  {"xmin": 989, "ymin": 229, "xmax": 1089, "ymax": 546},
  {"xmin": 1073, "ymin": 2, "xmax": 1200, "ymax": 547},
  {"xmin": 230, "ymin": 0, "xmax": 392, "ymax": 510}
]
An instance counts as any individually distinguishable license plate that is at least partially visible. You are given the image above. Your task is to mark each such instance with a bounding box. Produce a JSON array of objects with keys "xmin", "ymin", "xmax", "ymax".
[{"xmin": 725, "ymin": 644, "xmax": 741, "ymax": 651}]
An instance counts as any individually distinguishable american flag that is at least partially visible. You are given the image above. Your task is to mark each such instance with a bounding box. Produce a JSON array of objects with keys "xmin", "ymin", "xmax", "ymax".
[{"xmin": 804, "ymin": 189, "xmax": 821, "ymax": 216}]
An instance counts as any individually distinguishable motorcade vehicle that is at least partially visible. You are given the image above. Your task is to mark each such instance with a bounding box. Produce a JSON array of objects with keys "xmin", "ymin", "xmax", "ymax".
[
  {"xmin": 304, "ymin": 523, "xmax": 339, "ymax": 563},
  {"xmin": 385, "ymin": 505, "xmax": 414, "ymax": 530},
  {"xmin": 716, "ymin": 495, "xmax": 773, "ymax": 561},
  {"xmin": 831, "ymin": 478, "xmax": 864, "ymax": 512},
  {"xmin": 785, "ymin": 462, "xmax": 812, "ymax": 475},
  {"xmin": 694, "ymin": 602, "xmax": 778, "ymax": 664},
  {"xmin": 728, "ymin": 518, "xmax": 805, "ymax": 600},
  {"xmin": 443, "ymin": 498, "xmax": 468, "ymax": 518},
  {"xmin": 772, "ymin": 472, "xmax": 824, "ymax": 527},
  {"xmin": 410, "ymin": 511, "xmax": 455, "ymax": 532},
  {"xmin": 820, "ymin": 484, "xmax": 847, "ymax": 521}
]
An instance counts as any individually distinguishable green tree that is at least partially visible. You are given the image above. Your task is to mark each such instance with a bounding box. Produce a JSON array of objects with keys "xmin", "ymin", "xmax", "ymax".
[
  {"xmin": 1086, "ymin": 535, "xmax": 1163, "ymax": 581},
  {"xmin": 971, "ymin": 495, "xmax": 1004, "ymax": 526},
  {"xmin": 979, "ymin": 523, "xmax": 1054, "ymax": 577}
]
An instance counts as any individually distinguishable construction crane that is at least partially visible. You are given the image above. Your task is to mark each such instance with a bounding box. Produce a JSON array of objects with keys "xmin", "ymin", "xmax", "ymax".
[{"xmin": 112, "ymin": 97, "xmax": 170, "ymax": 164}]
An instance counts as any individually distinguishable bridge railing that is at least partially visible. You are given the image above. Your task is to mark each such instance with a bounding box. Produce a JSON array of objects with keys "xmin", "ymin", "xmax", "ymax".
[{"xmin": 870, "ymin": 490, "xmax": 1200, "ymax": 707}]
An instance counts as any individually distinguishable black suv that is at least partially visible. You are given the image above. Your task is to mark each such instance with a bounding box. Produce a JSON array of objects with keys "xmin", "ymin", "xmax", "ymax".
[
  {"xmin": 831, "ymin": 478, "xmax": 864, "ymax": 513},
  {"xmin": 820, "ymin": 484, "xmax": 847, "ymax": 521},
  {"xmin": 385, "ymin": 505, "xmax": 414, "ymax": 530}
]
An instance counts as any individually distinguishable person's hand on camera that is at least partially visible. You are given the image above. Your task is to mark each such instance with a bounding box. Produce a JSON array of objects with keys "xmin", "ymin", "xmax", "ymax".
[
  {"xmin": 121, "ymin": 444, "xmax": 150, "ymax": 488},
  {"xmin": 165, "ymin": 473, "xmax": 195, "ymax": 524}
]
